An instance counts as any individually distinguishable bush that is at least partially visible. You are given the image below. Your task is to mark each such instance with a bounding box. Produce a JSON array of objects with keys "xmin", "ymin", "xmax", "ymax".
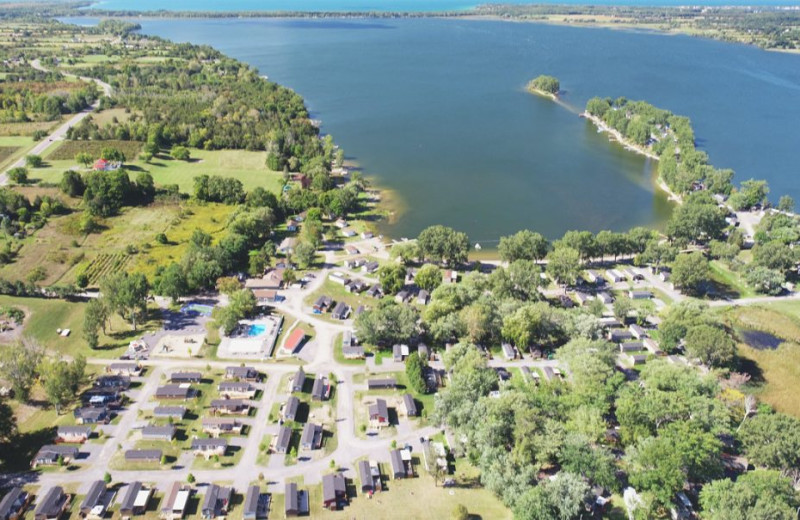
[
  {"xmin": 7, "ymin": 167, "xmax": 28, "ymax": 184},
  {"xmin": 25, "ymin": 154, "xmax": 43, "ymax": 168},
  {"xmin": 451, "ymin": 504, "xmax": 469, "ymax": 520},
  {"xmin": 155, "ymin": 233, "xmax": 168, "ymax": 244},
  {"xmin": 32, "ymin": 130, "xmax": 47, "ymax": 141},
  {"xmin": 171, "ymin": 145, "xmax": 191, "ymax": 161}
]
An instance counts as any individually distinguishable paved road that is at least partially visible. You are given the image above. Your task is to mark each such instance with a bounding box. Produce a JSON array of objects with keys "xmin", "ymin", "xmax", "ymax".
[{"xmin": 0, "ymin": 59, "xmax": 113, "ymax": 185}]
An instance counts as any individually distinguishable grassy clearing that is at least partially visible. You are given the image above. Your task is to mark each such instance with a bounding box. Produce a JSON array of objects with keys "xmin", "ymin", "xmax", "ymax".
[
  {"xmin": 359, "ymin": 370, "xmax": 435, "ymax": 419},
  {"xmin": 0, "ymin": 295, "xmax": 161, "ymax": 359},
  {"xmin": 303, "ymin": 279, "xmax": 374, "ymax": 322},
  {"xmin": 298, "ymin": 472, "xmax": 510, "ymax": 519},
  {"xmin": 709, "ymin": 260, "xmax": 756, "ymax": 299},
  {"xmin": 718, "ymin": 305, "xmax": 800, "ymax": 417},
  {"xmin": 0, "ymin": 119, "xmax": 62, "ymax": 137}
]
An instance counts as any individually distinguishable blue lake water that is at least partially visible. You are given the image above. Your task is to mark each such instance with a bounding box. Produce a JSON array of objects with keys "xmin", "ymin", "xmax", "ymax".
[
  {"xmin": 63, "ymin": 17, "xmax": 800, "ymax": 241},
  {"xmin": 83, "ymin": 0, "xmax": 800, "ymax": 10}
]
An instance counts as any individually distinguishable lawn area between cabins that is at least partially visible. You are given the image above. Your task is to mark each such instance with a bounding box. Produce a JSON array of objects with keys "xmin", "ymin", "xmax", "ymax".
[
  {"xmin": 357, "ymin": 370, "xmax": 435, "ymax": 421},
  {"xmin": 717, "ymin": 303, "xmax": 800, "ymax": 417},
  {"xmin": 303, "ymin": 278, "xmax": 376, "ymax": 324},
  {"xmin": 287, "ymin": 471, "xmax": 511, "ymax": 519}
]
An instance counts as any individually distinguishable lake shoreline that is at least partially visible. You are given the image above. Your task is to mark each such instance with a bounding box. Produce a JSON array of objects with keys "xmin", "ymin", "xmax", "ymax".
[{"xmin": 579, "ymin": 111, "xmax": 683, "ymax": 204}]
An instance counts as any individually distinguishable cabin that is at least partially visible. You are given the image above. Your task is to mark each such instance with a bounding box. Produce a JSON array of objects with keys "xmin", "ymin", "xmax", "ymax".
[
  {"xmin": 363, "ymin": 261, "xmax": 380, "ymax": 274},
  {"xmin": 119, "ymin": 482, "xmax": 152, "ymax": 519},
  {"xmin": 79, "ymin": 481, "xmax": 107, "ymax": 519},
  {"xmin": 585, "ymin": 270, "xmax": 604, "ymax": 284},
  {"xmin": 94, "ymin": 374, "xmax": 131, "ymax": 390},
  {"xmin": 402, "ymin": 393, "xmax": 418, "ymax": 417},
  {"xmin": 342, "ymin": 345, "xmax": 365, "ymax": 359},
  {"xmin": 56, "ymin": 425, "xmax": 92, "ymax": 443},
  {"xmin": 625, "ymin": 268, "xmax": 645, "ymax": 281},
  {"xmin": 160, "ymin": 482, "xmax": 191, "ymax": 520},
  {"xmin": 501, "ymin": 343, "xmax": 516, "ymax": 361},
  {"xmin": 125, "ymin": 450, "xmax": 162, "ymax": 463},
  {"xmin": 606, "ymin": 269, "xmax": 626, "ymax": 283},
  {"xmin": 155, "ymin": 385, "xmax": 191, "ymax": 400},
  {"xmin": 628, "ymin": 290, "xmax": 653, "ymax": 300},
  {"xmin": 367, "ymin": 378, "xmax": 396, "ymax": 390},
  {"xmin": 321, "ymin": 473, "xmax": 346, "ymax": 510},
  {"xmin": 574, "ymin": 292, "xmax": 593, "ymax": 306},
  {"xmin": 607, "ymin": 329, "xmax": 633, "ymax": 342},
  {"xmin": 202, "ymin": 418, "xmax": 243, "ymax": 437},
  {"xmin": 643, "ymin": 338, "xmax": 663, "ymax": 355},
  {"xmin": 596, "ymin": 291, "xmax": 614, "ymax": 304},
  {"xmin": 311, "ymin": 376, "xmax": 328, "ymax": 401},
  {"xmin": 329, "ymin": 272, "xmax": 349, "ymax": 286},
  {"xmin": 218, "ymin": 381, "xmax": 256, "ymax": 399},
  {"xmin": 619, "ymin": 341, "xmax": 644, "ymax": 353},
  {"xmin": 361, "ymin": 231, "xmax": 374, "ymax": 239},
  {"xmin": 107, "ymin": 362, "xmax": 142, "ymax": 376},
  {"xmin": 191, "ymin": 438, "xmax": 227, "ymax": 459},
  {"xmin": 627, "ymin": 353, "xmax": 649, "ymax": 365},
  {"xmin": 154, "ymin": 406, "xmax": 186, "ymax": 420},
  {"xmin": 242, "ymin": 486, "xmax": 259, "ymax": 520},
  {"xmin": 31, "ymin": 445, "xmax": 79, "ymax": 468},
  {"xmin": 418, "ymin": 344, "xmax": 430, "ymax": 360},
  {"xmin": 443, "ymin": 270, "xmax": 458, "ymax": 284},
  {"xmin": 355, "ymin": 305, "xmax": 366, "ymax": 317},
  {"xmin": 274, "ymin": 425, "xmax": 292, "ymax": 454},
  {"xmin": 629, "ymin": 324, "xmax": 647, "ymax": 339},
  {"xmin": 417, "ymin": 290, "xmax": 430, "ymax": 305},
  {"xmin": 289, "ymin": 369, "xmax": 305, "ymax": 393},
  {"xmin": 369, "ymin": 399, "xmax": 390, "ymax": 429},
  {"xmin": 282, "ymin": 396, "xmax": 300, "ymax": 421},
  {"xmin": 331, "ymin": 302, "xmax": 351, "ymax": 320},
  {"xmin": 541, "ymin": 366, "xmax": 557, "ymax": 382},
  {"xmin": 200, "ymin": 484, "xmax": 231, "ymax": 519},
  {"xmin": 210, "ymin": 399, "xmax": 249, "ymax": 415},
  {"xmin": 389, "ymin": 449, "xmax": 407, "ymax": 479},
  {"xmin": 33, "ymin": 487, "xmax": 69, "ymax": 520},
  {"xmin": 142, "ymin": 425, "xmax": 176, "ymax": 442},
  {"xmin": 598, "ymin": 317, "xmax": 622, "ymax": 329},
  {"xmin": 366, "ymin": 284, "xmax": 383, "ymax": 298},
  {"xmin": 225, "ymin": 366, "xmax": 259, "ymax": 382},
  {"xmin": 0, "ymin": 487, "xmax": 31, "ymax": 520},
  {"xmin": 392, "ymin": 343, "xmax": 408, "ymax": 362},
  {"xmin": 344, "ymin": 258, "xmax": 365, "ymax": 269},
  {"xmin": 300, "ymin": 423, "xmax": 323, "ymax": 451},
  {"xmin": 358, "ymin": 460, "xmax": 382, "ymax": 493},
  {"xmin": 82, "ymin": 389, "xmax": 122, "ymax": 409},
  {"xmin": 312, "ymin": 296, "xmax": 333, "ymax": 313},
  {"xmin": 285, "ymin": 483, "xmax": 300, "ymax": 517},
  {"xmin": 344, "ymin": 244, "xmax": 359, "ymax": 254},
  {"xmin": 170, "ymin": 372, "xmax": 202, "ymax": 384},
  {"xmin": 345, "ymin": 279, "xmax": 368, "ymax": 294},
  {"xmin": 395, "ymin": 290, "xmax": 411, "ymax": 303}
]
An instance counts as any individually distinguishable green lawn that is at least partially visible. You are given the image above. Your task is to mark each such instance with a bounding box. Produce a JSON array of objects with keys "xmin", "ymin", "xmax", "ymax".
[
  {"xmin": 0, "ymin": 295, "xmax": 160, "ymax": 359},
  {"xmin": 295, "ymin": 472, "xmax": 510, "ymax": 519},
  {"xmin": 718, "ymin": 304, "xmax": 800, "ymax": 417},
  {"xmin": 303, "ymin": 279, "xmax": 374, "ymax": 323},
  {"xmin": 708, "ymin": 260, "xmax": 756, "ymax": 299}
]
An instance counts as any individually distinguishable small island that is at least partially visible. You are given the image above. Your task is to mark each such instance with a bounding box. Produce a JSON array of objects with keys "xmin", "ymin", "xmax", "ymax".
[{"xmin": 526, "ymin": 74, "xmax": 560, "ymax": 99}]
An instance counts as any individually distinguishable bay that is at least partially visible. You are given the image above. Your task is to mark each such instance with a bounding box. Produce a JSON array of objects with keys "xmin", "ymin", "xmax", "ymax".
[
  {"xmin": 66, "ymin": 17, "xmax": 800, "ymax": 241},
  {"xmin": 84, "ymin": 0, "xmax": 800, "ymax": 11}
]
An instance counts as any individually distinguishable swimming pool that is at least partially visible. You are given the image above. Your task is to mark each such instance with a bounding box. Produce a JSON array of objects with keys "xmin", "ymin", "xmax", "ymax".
[{"xmin": 247, "ymin": 324, "xmax": 266, "ymax": 337}]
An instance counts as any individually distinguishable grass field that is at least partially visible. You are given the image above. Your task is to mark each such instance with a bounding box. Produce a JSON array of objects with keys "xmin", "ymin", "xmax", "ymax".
[
  {"xmin": 294, "ymin": 472, "xmax": 510, "ymax": 519},
  {"xmin": 0, "ymin": 295, "xmax": 161, "ymax": 359},
  {"xmin": 38, "ymin": 142, "xmax": 284, "ymax": 194},
  {"xmin": 708, "ymin": 260, "xmax": 756, "ymax": 299},
  {"xmin": 718, "ymin": 304, "xmax": 800, "ymax": 417}
]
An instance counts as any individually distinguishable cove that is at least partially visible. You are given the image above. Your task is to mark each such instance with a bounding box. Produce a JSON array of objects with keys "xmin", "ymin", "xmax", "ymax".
[{"xmin": 68, "ymin": 17, "xmax": 800, "ymax": 241}]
